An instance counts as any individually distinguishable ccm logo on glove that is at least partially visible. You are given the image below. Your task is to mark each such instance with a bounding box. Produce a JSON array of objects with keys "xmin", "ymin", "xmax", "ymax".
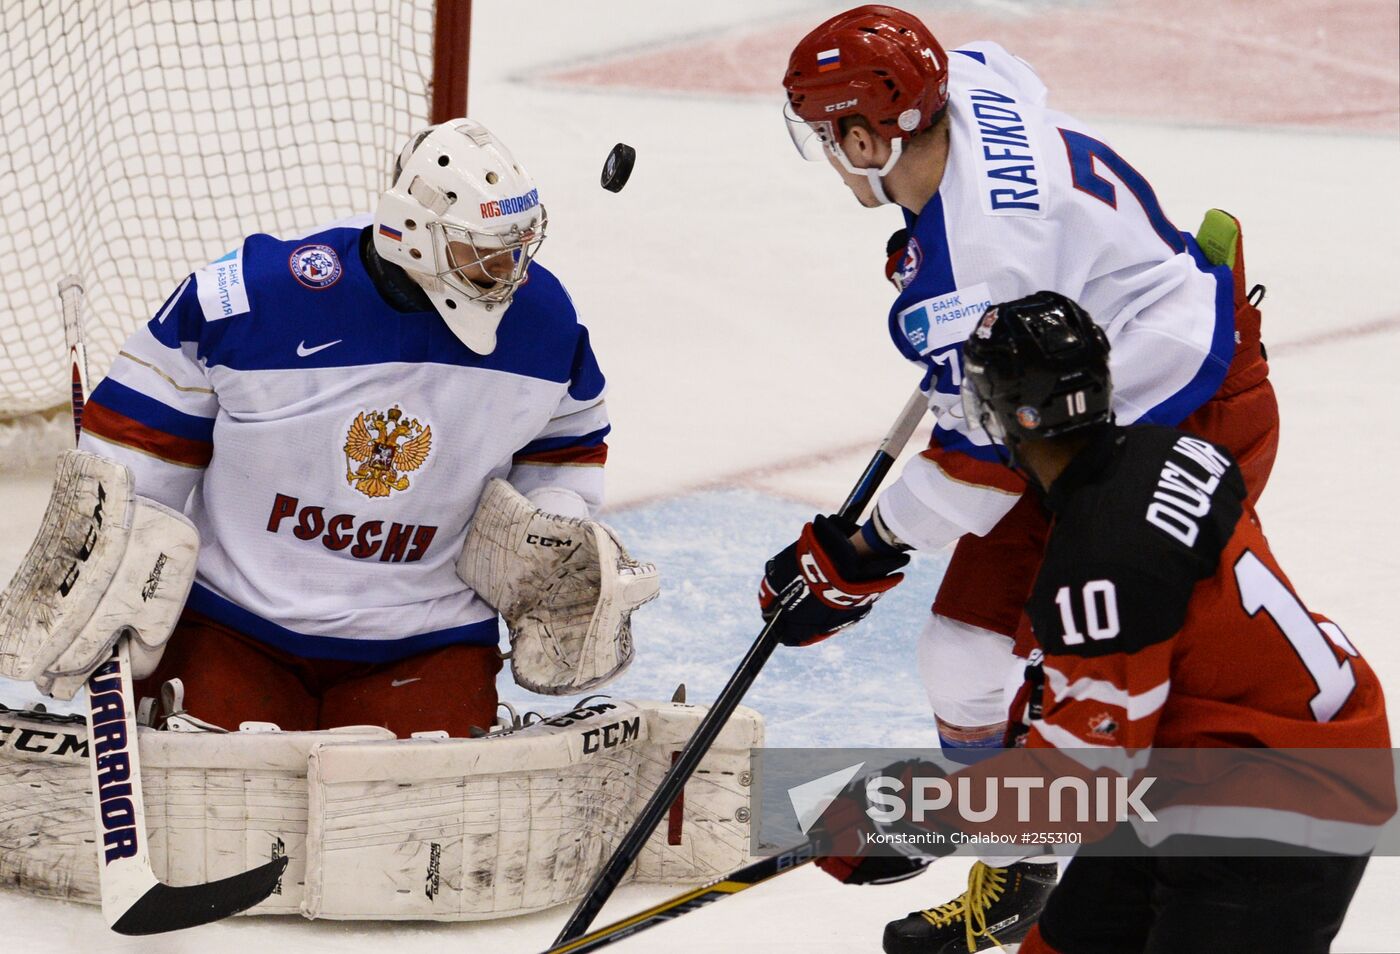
[
  {"xmin": 761, "ymin": 515, "xmax": 908, "ymax": 647},
  {"xmin": 798, "ymin": 549, "xmax": 881, "ymax": 608}
]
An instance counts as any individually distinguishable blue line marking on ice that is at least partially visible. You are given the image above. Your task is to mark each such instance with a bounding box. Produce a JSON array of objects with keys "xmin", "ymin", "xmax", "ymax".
[{"xmin": 500, "ymin": 489, "xmax": 951, "ymax": 748}]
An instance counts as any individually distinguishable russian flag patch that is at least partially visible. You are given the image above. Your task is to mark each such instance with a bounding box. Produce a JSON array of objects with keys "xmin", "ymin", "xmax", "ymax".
[
  {"xmin": 817, "ymin": 48, "xmax": 841, "ymax": 72},
  {"xmin": 378, "ymin": 224, "xmax": 403, "ymax": 241}
]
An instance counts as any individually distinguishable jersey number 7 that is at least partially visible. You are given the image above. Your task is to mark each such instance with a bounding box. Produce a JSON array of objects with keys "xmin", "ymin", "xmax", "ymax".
[{"xmin": 1060, "ymin": 128, "xmax": 1186, "ymax": 255}]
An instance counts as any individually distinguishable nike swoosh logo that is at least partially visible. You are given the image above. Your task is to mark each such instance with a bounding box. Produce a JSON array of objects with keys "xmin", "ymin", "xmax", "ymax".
[
  {"xmin": 390, "ymin": 677, "xmax": 422, "ymax": 688},
  {"xmin": 297, "ymin": 339, "xmax": 342, "ymax": 357}
]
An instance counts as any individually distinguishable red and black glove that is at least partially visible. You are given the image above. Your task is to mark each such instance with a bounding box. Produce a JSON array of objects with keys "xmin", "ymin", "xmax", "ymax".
[
  {"xmin": 819, "ymin": 853, "xmax": 931, "ymax": 886},
  {"xmin": 809, "ymin": 759, "xmax": 950, "ymax": 885},
  {"xmin": 759, "ymin": 514, "xmax": 908, "ymax": 647},
  {"xmin": 885, "ymin": 227, "xmax": 911, "ymax": 289}
]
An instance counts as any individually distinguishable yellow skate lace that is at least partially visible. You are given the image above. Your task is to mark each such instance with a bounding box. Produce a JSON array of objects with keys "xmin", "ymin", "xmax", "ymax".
[{"xmin": 918, "ymin": 862, "xmax": 1009, "ymax": 952}]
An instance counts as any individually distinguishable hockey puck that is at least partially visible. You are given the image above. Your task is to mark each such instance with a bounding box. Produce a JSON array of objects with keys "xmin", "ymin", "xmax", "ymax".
[{"xmin": 601, "ymin": 142, "xmax": 635, "ymax": 193}]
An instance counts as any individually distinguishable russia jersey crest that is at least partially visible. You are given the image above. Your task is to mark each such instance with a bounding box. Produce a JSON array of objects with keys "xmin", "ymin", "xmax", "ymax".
[
  {"xmin": 289, "ymin": 244, "xmax": 343, "ymax": 289},
  {"xmin": 895, "ymin": 236, "xmax": 923, "ymax": 290},
  {"xmin": 343, "ymin": 405, "xmax": 433, "ymax": 498}
]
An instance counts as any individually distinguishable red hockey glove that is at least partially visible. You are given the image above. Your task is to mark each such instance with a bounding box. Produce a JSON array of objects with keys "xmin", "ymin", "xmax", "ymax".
[
  {"xmin": 759, "ymin": 514, "xmax": 908, "ymax": 647},
  {"xmin": 818, "ymin": 853, "xmax": 930, "ymax": 886},
  {"xmin": 809, "ymin": 759, "xmax": 949, "ymax": 885}
]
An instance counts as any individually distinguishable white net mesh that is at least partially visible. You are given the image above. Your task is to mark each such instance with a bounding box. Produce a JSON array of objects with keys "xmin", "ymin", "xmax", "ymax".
[{"xmin": 0, "ymin": 0, "xmax": 439, "ymax": 426}]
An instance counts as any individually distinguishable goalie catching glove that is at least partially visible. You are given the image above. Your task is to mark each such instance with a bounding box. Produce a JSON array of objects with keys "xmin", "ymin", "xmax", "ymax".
[
  {"xmin": 0, "ymin": 450, "xmax": 198, "ymax": 699},
  {"xmin": 456, "ymin": 479, "xmax": 659, "ymax": 695},
  {"xmin": 760, "ymin": 514, "xmax": 907, "ymax": 646}
]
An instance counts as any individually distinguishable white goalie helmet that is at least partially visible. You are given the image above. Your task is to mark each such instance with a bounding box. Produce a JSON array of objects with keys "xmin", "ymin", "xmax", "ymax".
[{"xmin": 373, "ymin": 119, "xmax": 546, "ymax": 354}]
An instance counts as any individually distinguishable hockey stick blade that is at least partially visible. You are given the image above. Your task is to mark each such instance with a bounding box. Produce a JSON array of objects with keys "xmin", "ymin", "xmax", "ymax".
[
  {"xmin": 542, "ymin": 842, "xmax": 818, "ymax": 954},
  {"xmin": 110, "ymin": 857, "xmax": 290, "ymax": 936},
  {"xmin": 553, "ymin": 386, "xmax": 928, "ymax": 944}
]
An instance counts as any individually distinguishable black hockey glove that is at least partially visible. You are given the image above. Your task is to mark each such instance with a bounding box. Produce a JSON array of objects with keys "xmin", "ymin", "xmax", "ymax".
[
  {"xmin": 758, "ymin": 514, "xmax": 908, "ymax": 647},
  {"xmin": 809, "ymin": 758, "xmax": 951, "ymax": 885}
]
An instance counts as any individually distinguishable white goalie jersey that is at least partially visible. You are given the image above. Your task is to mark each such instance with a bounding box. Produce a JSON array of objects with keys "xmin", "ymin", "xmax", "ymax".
[{"xmin": 76, "ymin": 216, "xmax": 613, "ymax": 664}]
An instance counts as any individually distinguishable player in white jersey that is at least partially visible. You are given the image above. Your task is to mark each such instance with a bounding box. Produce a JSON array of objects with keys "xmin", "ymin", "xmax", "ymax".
[
  {"xmin": 0, "ymin": 120, "xmax": 656, "ymax": 739},
  {"xmin": 763, "ymin": 6, "xmax": 1278, "ymax": 951}
]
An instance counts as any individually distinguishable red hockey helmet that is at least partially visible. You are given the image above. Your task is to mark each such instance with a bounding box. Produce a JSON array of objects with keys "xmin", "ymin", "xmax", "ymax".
[{"xmin": 783, "ymin": 4, "xmax": 949, "ymax": 160}]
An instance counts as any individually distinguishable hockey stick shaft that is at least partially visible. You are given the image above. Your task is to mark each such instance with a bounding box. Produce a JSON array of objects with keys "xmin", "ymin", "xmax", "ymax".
[
  {"xmin": 543, "ymin": 841, "xmax": 819, "ymax": 954},
  {"xmin": 85, "ymin": 641, "xmax": 163, "ymax": 923},
  {"xmin": 838, "ymin": 387, "xmax": 931, "ymax": 520},
  {"xmin": 64, "ymin": 279, "xmax": 157, "ymax": 927},
  {"xmin": 553, "ymin": 386, "xmax": 928, "ymax": 944},
  {"xmin": 59, "ymin": 276, "xmax": 90, "ymax": 444},
  {"xmin": 65, "ymin": 278, "xmax": 287, "ymax": 934},
  {"xmin": 84, "ymin": 642, "xmax": 289, "ymax": 934}
]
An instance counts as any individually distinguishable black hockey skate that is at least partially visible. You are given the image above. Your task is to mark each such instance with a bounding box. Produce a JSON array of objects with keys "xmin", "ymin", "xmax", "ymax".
[{"xmin": 882, "ymin": 860, "xmax": 1057, "ymax": 953}]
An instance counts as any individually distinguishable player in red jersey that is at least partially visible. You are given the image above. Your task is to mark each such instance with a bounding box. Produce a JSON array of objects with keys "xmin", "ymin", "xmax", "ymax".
[
  {"xmin": 947, "ymin": 291, "xmax": 1384, "ymax": 953},
  {"xmin": 802, "ymin": 291, "xmax": 1387, "ymax": 952}
]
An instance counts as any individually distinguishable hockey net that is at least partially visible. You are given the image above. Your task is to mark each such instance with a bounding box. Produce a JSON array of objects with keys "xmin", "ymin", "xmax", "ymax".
[{"xmin": 0, "ymin": 0, "xmax": 469, "ymax": 470}]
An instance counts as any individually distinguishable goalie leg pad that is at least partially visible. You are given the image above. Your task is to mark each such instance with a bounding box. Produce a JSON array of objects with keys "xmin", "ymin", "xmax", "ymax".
[
  {"xmin": 304, "ymin": 699, "xmax": 763, "ymax": 920},
  {"xmin": 457, "ymin": 479, "xmax": 659, "ymax": 695},
  {"xmin": 1, "ymin": 700, "xmax": 763, "ymax": 921},
  {"xmin": 0, "ymin": 451, "xmax": 198, "ymax": 699},
  {"xmin": 0, "ymin": 703, "xmax": 393, "ymax": 914}
]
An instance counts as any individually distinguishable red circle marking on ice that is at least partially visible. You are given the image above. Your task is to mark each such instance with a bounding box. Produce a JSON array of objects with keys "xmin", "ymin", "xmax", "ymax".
[{"xmin": 543, "ymin": 0, "xmax": 1398, "ymax": 133}]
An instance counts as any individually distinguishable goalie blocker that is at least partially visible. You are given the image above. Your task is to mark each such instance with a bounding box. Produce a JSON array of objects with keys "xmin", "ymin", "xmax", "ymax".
[{"xmin": 0, "ymin": 450, "xmax": 197, "ymax": 698}]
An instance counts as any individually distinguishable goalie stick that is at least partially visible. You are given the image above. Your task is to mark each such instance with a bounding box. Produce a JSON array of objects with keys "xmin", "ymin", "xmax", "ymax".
[
  {"xmin": 84, "ymin": 642, "xmax": 288, "ymax": 934},
  {"xmin": 59, "ymin": 277, "xmax": 89, "ymax": 443},
  {"xmin": 553, "ymin": 386, "xmax": 929, "ymax": 945},
  {"xmin": 62, "ymin": 277, "xmax": 288, "ymax": 934}
]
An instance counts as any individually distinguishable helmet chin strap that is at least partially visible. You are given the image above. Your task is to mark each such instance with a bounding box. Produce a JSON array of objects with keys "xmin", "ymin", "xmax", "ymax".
[
  {"xmin": 835, "ymin": 136, "xmax": 904, "ymax": 206},
  {"xmin": 866, "ymin": 168, "xmax": 892, "ymax": 206}
]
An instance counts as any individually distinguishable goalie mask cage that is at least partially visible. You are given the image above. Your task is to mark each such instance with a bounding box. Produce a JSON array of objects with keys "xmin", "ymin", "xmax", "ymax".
[{"xmin": 0, "ymin": 0, "xmax": 470, "ymax": 467}]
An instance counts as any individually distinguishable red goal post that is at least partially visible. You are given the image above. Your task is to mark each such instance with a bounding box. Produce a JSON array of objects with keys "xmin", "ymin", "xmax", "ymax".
[
  {"xmin": 0, "ymin": 0, "xmax": 471, "ymax": 467},
  {"xmin": 432, "ymin": 0, "xmax": 472, "ymax": 124}
]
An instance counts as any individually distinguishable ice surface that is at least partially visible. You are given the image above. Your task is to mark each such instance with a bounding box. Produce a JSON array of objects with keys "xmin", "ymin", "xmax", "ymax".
[
  {"xmin": 1, "ymin": 0, "xmax": 1397, "ymax": 950},
  {"xmin": 510, "ymin": 490, "xmax": 950, "ymax": 749}
]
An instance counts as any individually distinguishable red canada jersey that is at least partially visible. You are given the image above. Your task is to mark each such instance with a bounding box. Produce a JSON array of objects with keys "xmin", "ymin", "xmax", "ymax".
[{"xmin": 1023, "ymin": 425, "xmax": 1388, "ymax": 752}]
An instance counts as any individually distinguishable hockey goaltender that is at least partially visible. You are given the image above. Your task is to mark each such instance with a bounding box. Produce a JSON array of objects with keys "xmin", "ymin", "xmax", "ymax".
[{"xmin": 0, "ymin": 119, "xmax": 762, "ymax": 924}]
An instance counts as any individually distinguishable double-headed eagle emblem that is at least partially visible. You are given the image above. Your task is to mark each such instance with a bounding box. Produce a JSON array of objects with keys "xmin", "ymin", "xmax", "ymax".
[{"xmin": 343, "ymin": 406, "xmax": 432, "ymax": 498}]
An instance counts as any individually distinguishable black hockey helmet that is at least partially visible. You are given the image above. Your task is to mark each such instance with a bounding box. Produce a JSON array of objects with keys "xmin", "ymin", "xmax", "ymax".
[{"xmin": 961, "ymin": 291, "xmax": 1112, "ymax": 448}]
